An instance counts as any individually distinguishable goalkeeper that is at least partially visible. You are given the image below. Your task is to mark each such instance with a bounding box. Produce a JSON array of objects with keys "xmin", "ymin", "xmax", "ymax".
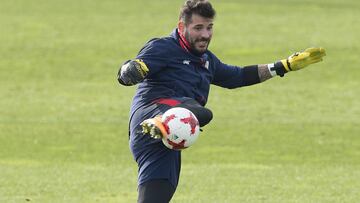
[{"xmin": 117, "ymin": 0, "xmax": 326, "ymax": 202}]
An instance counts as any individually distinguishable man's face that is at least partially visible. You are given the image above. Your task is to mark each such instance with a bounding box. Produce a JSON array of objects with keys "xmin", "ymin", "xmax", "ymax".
[{"xmin": 180, "ymin": 14, "xmax": 214, "ymax": 55}]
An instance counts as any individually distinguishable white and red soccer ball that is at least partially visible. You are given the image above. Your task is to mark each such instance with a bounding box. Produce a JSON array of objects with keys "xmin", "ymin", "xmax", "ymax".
[{"xmin": 161, "ymin": 107, "xmax": 200, "ymax": 150}]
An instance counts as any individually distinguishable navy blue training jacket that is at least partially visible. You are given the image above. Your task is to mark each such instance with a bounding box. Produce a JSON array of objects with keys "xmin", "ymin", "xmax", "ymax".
[{"xmin": 130, "ymin": 28, "xmax": 259, "ymax": 116}]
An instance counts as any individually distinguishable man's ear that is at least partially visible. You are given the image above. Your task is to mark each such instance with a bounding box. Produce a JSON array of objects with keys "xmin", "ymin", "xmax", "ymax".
[{"xmin": 178, "ymin": 21, "xmax": 184, "ymax": 33}]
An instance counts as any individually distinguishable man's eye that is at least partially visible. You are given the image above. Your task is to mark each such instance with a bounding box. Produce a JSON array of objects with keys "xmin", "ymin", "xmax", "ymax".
[{"xmin": 195, "ymin": 27, "xmax": 202, "ymax": 31}]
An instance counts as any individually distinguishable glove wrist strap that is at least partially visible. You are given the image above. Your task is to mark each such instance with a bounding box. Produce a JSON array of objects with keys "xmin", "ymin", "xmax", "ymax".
[
  {"xmin": 267, "ymin": 63, "xmax": 277, "ymax": 77},
  {"xmin": 268, "ymin": 61, "xmax": 288, "ymax": 77},
  {"xmin": 281, "ymin": 59, "xmax": 291, "ymax": 72}
]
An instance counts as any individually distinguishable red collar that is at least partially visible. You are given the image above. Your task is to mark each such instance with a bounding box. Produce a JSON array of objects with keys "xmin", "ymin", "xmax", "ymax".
[{"xmin": 177, "ymin": 29, "xmax": 191, "ymax": 53}]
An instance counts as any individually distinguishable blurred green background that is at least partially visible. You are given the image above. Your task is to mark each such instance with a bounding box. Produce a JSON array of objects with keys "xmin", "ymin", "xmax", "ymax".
[{"xmin": 0, "ymin": 0, "xmax": 359, "ymax": 202}]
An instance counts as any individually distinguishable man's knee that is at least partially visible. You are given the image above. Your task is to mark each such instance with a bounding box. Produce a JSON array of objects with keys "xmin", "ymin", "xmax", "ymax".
[
  {"xmin": 175, "ymin": 100, "xmax": 213, "ymax": 127},
  {"xmin": 196, "ymin": 107, "xmax": 213, "ymax": 127}
]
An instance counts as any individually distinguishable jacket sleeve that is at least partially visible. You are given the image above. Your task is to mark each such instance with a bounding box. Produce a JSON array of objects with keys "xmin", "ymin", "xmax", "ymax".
[
  {"xmin": 211, "ymin": 56, "xmax": 260, "ymax": 89},
  {"xmin": 136, "ymin": 38, "xmax": 169, "ymax": 78}
]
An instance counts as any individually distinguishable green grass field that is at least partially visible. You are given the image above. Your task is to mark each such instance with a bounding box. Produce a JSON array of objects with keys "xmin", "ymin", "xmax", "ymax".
[{"xmin": 1, "ymin": 0, "xmax": 360, "ymax": 202}]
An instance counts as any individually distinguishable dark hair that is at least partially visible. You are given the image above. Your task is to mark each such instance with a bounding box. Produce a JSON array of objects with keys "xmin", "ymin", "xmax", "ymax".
[{"xmin": 179, "ymin": 0, "xmax": 216, "ymax": 25}]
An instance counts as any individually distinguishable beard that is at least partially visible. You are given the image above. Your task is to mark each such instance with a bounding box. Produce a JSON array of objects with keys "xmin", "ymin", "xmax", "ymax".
[{"xmin": 185, "ymin": 31, "xmax": 211, "ymax": 56}]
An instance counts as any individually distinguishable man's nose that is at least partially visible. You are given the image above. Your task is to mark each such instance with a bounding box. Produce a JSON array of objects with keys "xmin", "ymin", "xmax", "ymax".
[{"xmin": 201, "ymin": 30, "xmax": 211, "ymax": 39}]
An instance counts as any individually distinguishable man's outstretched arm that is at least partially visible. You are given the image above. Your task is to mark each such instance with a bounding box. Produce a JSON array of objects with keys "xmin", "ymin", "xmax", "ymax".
[{"xmin": 258, "ymin": 47, "xmax": 326, "ymax": 82}]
